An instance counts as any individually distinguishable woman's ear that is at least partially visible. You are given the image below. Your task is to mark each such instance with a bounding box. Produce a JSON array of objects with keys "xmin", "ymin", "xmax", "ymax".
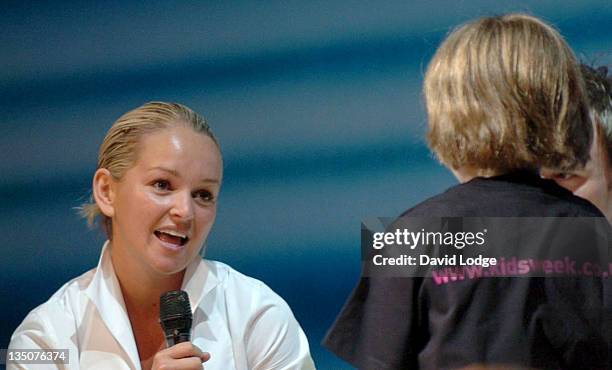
[{"xmin": 93, "ymin": 168, "xmax": 116, "ymax": 218}]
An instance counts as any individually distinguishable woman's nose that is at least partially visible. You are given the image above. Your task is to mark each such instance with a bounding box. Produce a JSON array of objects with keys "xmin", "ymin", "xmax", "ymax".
[{"xmin": 169, "ymin": 191, "xmax": 195, "ymax": 221}]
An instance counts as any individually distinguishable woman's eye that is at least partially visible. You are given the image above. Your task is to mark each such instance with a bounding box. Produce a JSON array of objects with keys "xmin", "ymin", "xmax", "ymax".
[
  {"xmin": 153, "ymin": 180, "xmax": 171, "ymax": 191},
  {"xmin": 194, "ymin": 190, "xmax": 214, "ymax": 202}
]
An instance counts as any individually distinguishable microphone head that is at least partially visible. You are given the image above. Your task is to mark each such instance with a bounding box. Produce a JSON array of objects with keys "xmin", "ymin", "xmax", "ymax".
[{"xmin": 159, "ymin": 290, "xmax": 192, "ymax": 346}]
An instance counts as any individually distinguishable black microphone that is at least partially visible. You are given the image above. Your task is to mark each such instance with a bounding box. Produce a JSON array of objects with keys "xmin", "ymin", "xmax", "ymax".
[{"xmin": 159, "ymin": 290, "xmax": 192, "ymax": 347}]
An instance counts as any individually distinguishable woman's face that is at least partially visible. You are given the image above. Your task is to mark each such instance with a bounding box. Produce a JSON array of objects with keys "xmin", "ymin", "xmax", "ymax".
[{"xmin": 108, "ymin": 125, "xmax": 222, "ymax": 276}]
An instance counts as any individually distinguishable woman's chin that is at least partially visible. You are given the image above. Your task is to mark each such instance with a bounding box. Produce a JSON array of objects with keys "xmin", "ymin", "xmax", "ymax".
[
  {"xmin": 149, "ymin": 245, "xmax": 201, "ymax": 276},
  {"xmin": 147, "ymin": 253, "xmax": 190, "ymax": 276}
]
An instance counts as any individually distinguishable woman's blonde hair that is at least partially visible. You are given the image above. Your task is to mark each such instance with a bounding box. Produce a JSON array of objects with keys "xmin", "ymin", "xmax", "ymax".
[
  {"xmin": 424, "ymin": 13, "xmax": 591, "ymax": 175},
  {"xmin": 79, "ymin": 101, "xmax": 218, "ymax": 237}
]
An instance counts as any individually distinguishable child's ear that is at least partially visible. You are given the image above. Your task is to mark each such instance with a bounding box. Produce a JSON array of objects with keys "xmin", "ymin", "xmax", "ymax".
[{"xmin": 539, "ymin": 168, "xmax": 556, "ymax": 180}]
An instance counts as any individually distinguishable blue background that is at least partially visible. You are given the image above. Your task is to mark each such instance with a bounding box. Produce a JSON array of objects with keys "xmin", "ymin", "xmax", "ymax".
[{"xmin": 2, "ymin": 1, "xmax": 611, "ymax": 368}]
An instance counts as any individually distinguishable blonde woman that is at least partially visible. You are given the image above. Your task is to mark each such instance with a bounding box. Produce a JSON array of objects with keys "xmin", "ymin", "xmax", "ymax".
[{"xmin": 9, "ymin": 102, "xmax": 315, "ymax": 370}]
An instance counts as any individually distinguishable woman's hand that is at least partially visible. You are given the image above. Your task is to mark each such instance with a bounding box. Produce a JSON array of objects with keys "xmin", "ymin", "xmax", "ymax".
[{"xmin": 152, "ymin": 342, "xmax": 211, "ymax": 370}]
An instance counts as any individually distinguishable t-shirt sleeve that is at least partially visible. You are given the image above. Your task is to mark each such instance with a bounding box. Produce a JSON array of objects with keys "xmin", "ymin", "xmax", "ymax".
[
  {"xmin": 244, "ymin": 282, "xmax": 316, "ymax": 370},
  {"xmin": 322, "ymin": 276, "xmax": 425, "ymax": 369}
]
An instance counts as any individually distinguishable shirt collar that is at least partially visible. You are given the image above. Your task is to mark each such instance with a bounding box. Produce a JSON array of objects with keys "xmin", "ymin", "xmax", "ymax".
[
  {"xmin": 181, "ymin": 249, "xmax": 220, "ymax": 313},
  {"xmin": 84, "ymin": 241, "xmax": 141, "ymax": 369},
  {"xmin": 84, "ymin": 242, "xmax": 221, "ymax": 369}
]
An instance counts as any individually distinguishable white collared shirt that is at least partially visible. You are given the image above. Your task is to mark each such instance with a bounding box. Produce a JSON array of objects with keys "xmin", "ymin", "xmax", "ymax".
[{"xmin": 9, "ymin": 243, "xmax": 315, "ymax": 370}]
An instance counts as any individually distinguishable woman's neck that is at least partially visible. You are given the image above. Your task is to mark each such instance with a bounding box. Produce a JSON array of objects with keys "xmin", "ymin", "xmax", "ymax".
[
  {"xmin": 108, "ymin": 244, "xmax": 185, "ymax": 314},
  {"xmin": 108, "ymin": 243, "xmax": 186, "ymax": 368}
]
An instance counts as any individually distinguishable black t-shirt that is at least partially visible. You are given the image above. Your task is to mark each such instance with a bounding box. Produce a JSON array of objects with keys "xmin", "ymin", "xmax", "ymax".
[{"xmin": 323, "ymin": 172, "xmax": 610, "ymax": 370}]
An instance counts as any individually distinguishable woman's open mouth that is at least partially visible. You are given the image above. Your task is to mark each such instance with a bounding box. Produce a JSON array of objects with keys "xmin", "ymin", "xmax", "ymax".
[{"xmin": 154, "ymin": 230, "xmax": 189, "ymax": 250}]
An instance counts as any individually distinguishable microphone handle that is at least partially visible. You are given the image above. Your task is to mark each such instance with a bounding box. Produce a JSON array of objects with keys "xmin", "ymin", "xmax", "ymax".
[{"xmin": 165, "ymin": 329, "xmax": 191, "ymax": 347}]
